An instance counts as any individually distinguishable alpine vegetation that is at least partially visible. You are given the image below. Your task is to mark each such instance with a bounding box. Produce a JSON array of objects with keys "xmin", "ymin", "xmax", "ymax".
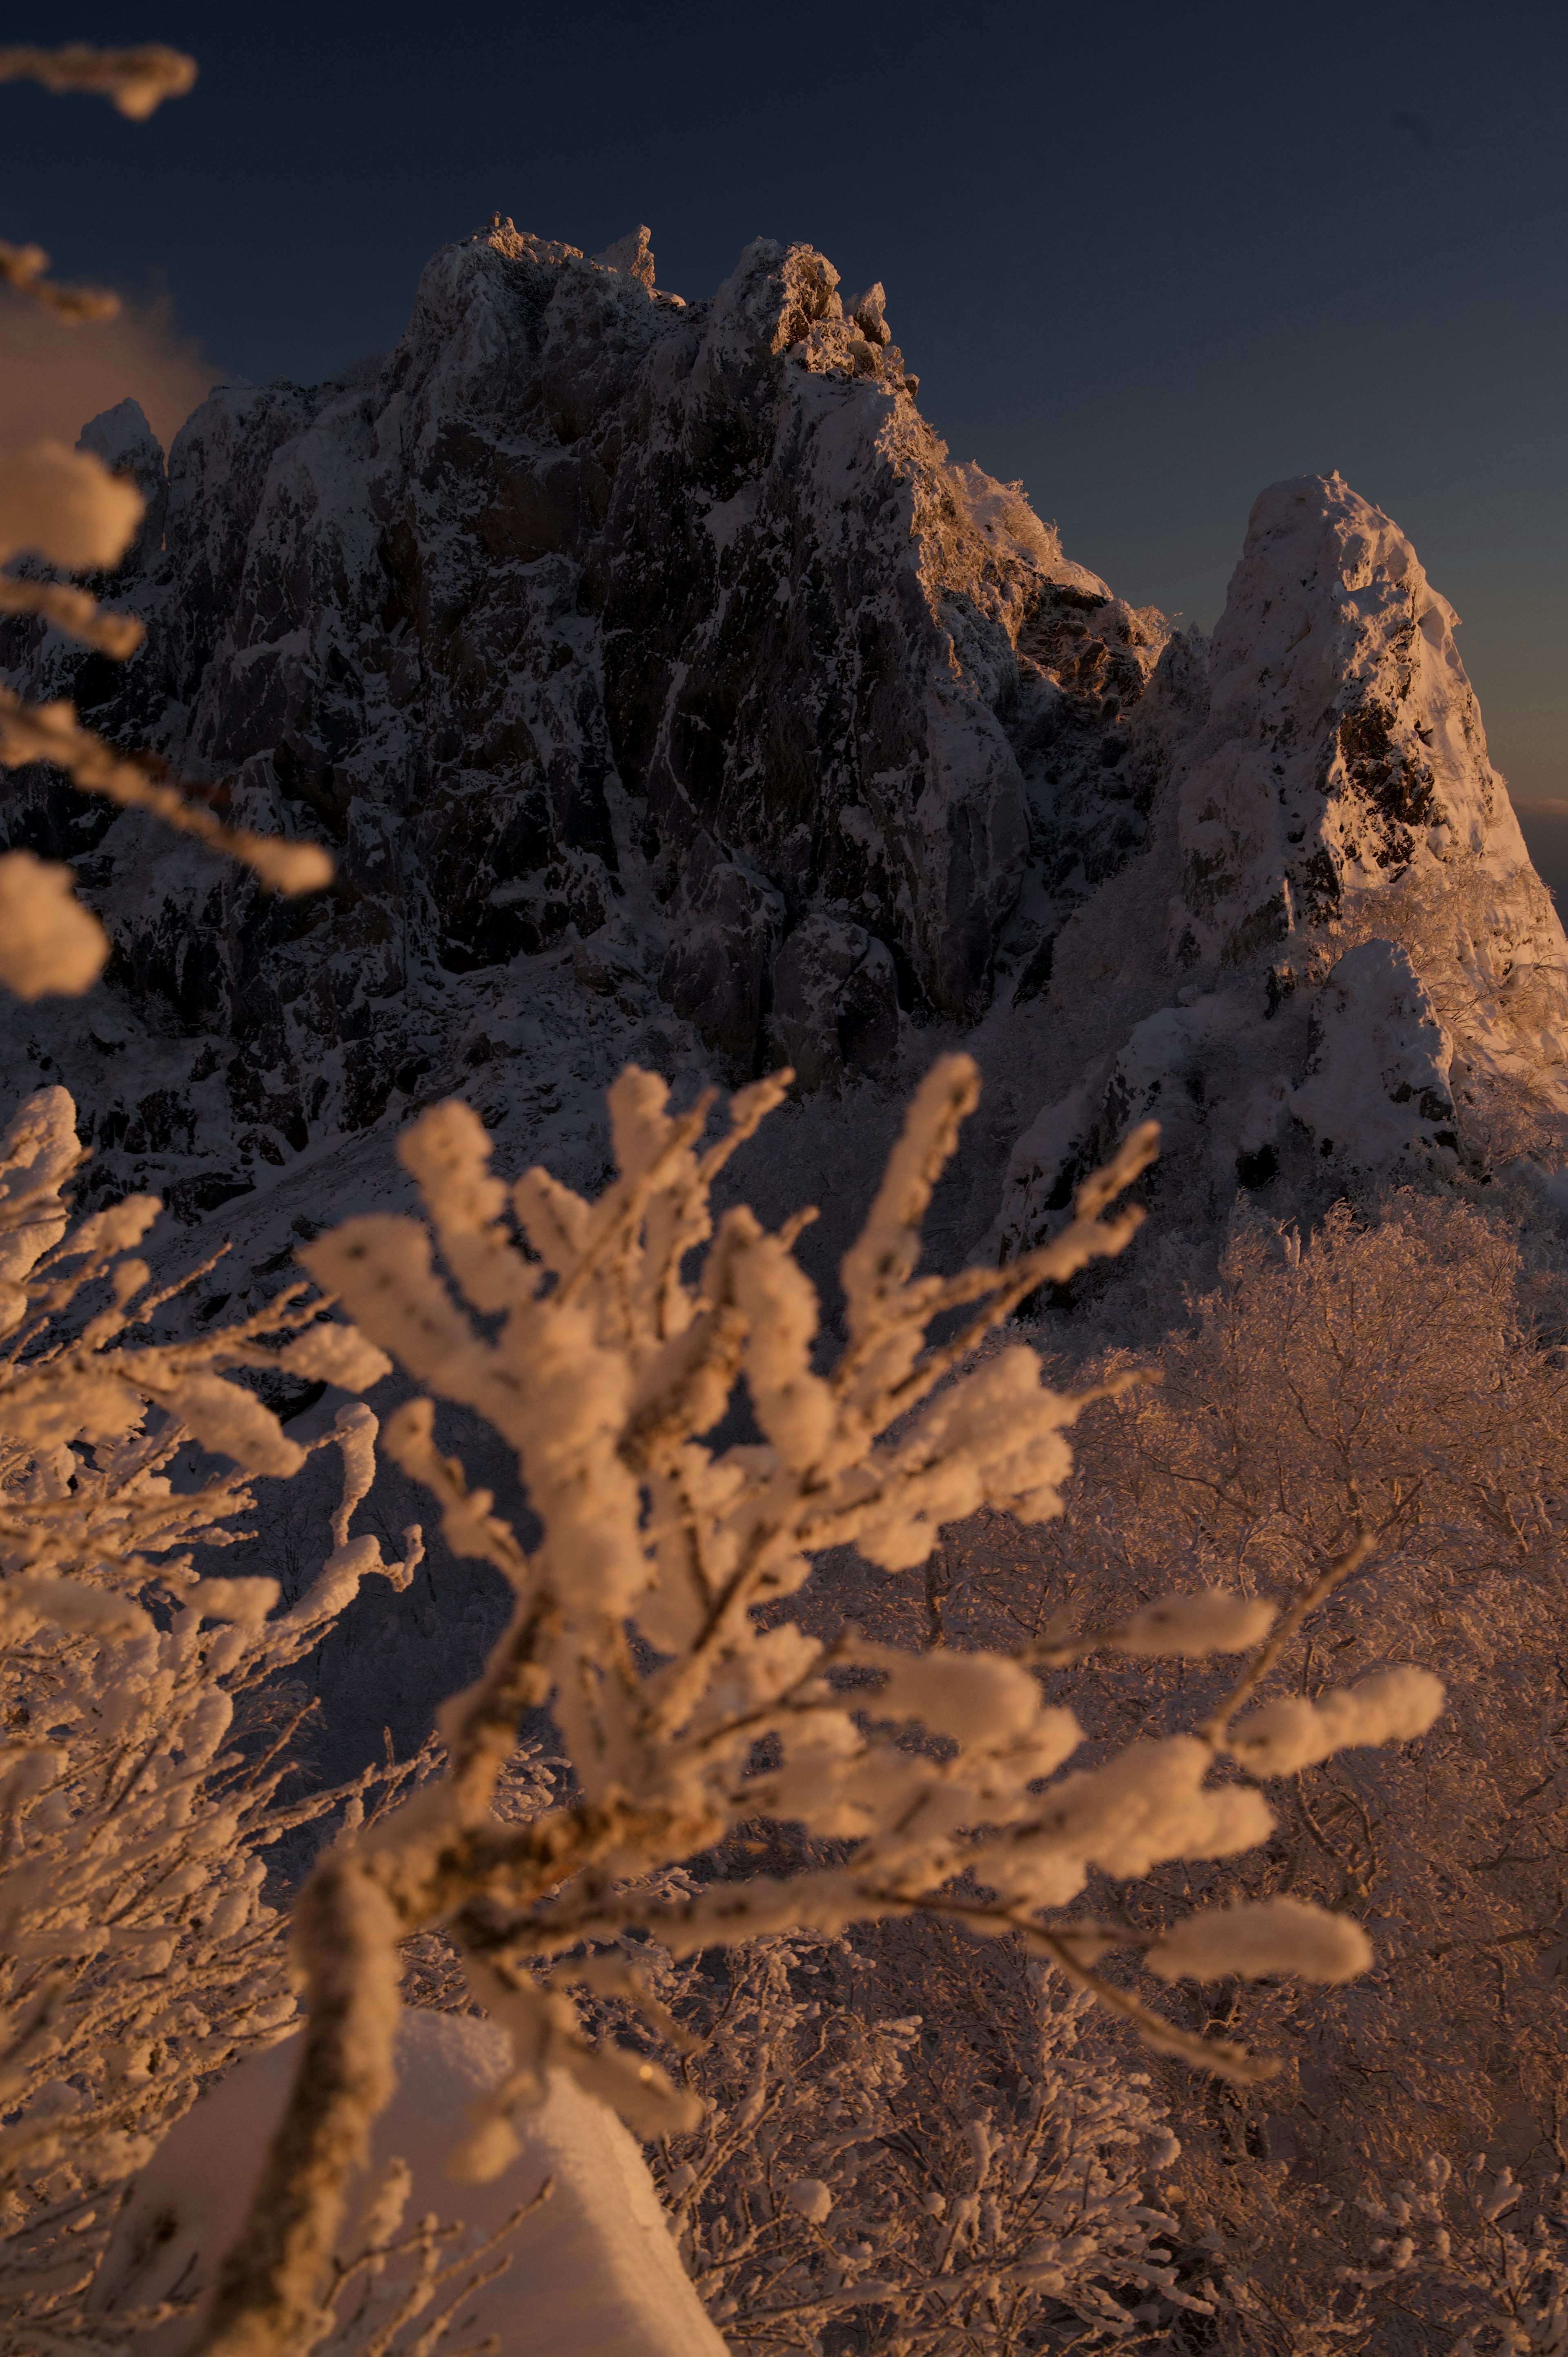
[
  {"xmin": 0, "ymin": 1084, "xmax": 423, "ymax": 2349},
  {"xmin": 2, "ymin": 33, "xmax": 1563, "ymax": 2357},
  {"xmin": 152, "ymin": 1051, "xmax": 1436, "ymax": 2355}
]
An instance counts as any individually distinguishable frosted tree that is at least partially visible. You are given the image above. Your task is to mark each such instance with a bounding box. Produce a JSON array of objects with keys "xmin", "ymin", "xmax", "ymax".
[
  {"xmin": 619, "ymin": 1923, "xmax": 1213, "ymax": 2353},
  {"xmin": 170, "ymin": 1052, "xmax": 1446, "ymax": 2356},
  {"xmin": 933, "ymin": 1189, "xmax": 1568, "ymax": 2350},
  {"xmin": 0, "ymin": 40, "xmax": 330, "ymax": 1006},
  {"xmin": 0, "ymin": 1084, "xmax": 425, "ymax": 2348},
  {"xmin": 1325, "ymin": 2147, "xmax": 1568, "ymax": 2354}
]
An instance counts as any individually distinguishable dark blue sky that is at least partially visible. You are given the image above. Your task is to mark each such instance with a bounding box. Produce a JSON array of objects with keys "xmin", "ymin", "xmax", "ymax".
[{"xmin": 10, "ymin": 2, "xmax": 1567, "ymax": 867}]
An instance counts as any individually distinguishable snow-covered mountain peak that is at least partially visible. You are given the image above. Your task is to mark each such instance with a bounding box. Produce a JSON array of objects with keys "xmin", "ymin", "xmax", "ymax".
[
  {"xmin": 2, "ymin": 239, "xmax": 1564, "ymax": 1330},
  {"xmin": 997, "ymin": 472, "xmax": 1568, "ymax": 1263},
  {"xmin": 0, "ymin": 221, "xmax": 1065, "ymax": 1233},
  {"xmin": 1184, "ymin": 470, "xmax": 1532, "ymax": 961},
  {"xmin": 1167, "ymin": 471, "xmax": 1568, "ymax": 1070}
]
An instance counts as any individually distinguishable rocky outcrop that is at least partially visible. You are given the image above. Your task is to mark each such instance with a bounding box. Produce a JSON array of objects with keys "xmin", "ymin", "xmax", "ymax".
[
  {"xmin": 1166, "ymin": 473, "xmax": 1551, "ymax": 975},
  {"xmin": 997, "ymin": 474, "xmax": 1568, "ymax": 1258},
  {"xmin": 2, "ymin": 245, "xmax": 1562, "ymax": 1287},
  {"xmin": 1, "ymin": 220, "xmax": 1142, "ymax": 1226}
]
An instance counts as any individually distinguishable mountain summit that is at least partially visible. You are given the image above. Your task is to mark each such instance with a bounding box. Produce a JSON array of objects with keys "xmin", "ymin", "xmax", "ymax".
[
  {"xmin": 1, "ymin": 224, "xmax": 1562, "ymax": 1275},
  {"xmin": 997, "ymin": 471, "xmax": 1568, "ymax": 1260}
]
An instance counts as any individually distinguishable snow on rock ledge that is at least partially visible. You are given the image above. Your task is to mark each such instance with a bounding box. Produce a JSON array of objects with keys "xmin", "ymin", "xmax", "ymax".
[{"xmin": 1288, "ymin": 937, "xmax": 1457, "ymax": 1171}]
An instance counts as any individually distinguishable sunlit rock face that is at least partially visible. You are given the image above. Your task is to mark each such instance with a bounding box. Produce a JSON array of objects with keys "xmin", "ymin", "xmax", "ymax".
[
  {"xmin": 997, "ymin": 474, "xmax": 1568, "ymax": 1259},
  {"xmin": 1174, "ymin": 474, "xmax": 1510, "ymax": 959}
]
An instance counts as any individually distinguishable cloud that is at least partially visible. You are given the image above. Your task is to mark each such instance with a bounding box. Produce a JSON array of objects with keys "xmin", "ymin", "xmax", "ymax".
[
  {"xmin": 0, "ymin": 286, "xmax": 218, "ymax": 461},
  {"xmin": 1511, "ymin": 796, "xmax": 1568, "ymax": 819}
]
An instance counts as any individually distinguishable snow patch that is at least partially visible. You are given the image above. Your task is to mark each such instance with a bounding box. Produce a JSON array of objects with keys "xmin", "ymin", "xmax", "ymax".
[{"xmin": 91, "ymin": 2008, "xmax": 731, "ymax": 2356}]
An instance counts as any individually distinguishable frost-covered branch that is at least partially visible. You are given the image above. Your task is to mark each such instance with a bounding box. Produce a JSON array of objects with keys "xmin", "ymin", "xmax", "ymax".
[
  {"xmin": 0, "ymin": 692, "xmax": 334, "ymax": 896},
  {"xmin": 0, "ymin": 37, "xmax": 332, "ymax": 1008},
  {"xmin": 0, "ymin": 572, "xmax": 141, "ymax": 655},
  {"xmin": 0, "ymin": 42, "xmax": 197, "ymax": 120},
  {"xmin": 0, "ymin": 237, "xmax": 120, "ymax": 321},
  {"xmin": 0, "ymin": 44, "xmax": 196, "ymax": 320},
  {"xmin": 189, "ymin": 1055, "xmax": 1443, "ymax": 2355},
  {"xmin": 0, "ymin": 1086, "xmax": 427, "ymax": 2351},
  {"xmin": 0, "ymin": 439, "xmax": 141, "ymax": 565}
]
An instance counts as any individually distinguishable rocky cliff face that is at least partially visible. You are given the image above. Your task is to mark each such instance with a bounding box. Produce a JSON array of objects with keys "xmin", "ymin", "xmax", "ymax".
[
  {"xmin": 0, "ymin": 220, "xmax": 1156, "ymax": 1238},
  {"xmin": 2, "ymin": 229, "xmax": 1564, "ymax": 1299}
]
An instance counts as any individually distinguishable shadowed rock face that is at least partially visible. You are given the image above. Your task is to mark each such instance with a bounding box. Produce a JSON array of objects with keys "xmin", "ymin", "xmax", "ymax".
[{"xmin": 1, "ymin": 223, "xmax": 1121, "ymax": 1193}]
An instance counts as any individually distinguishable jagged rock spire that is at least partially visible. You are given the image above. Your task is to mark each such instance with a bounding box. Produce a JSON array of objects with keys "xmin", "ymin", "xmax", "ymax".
[{"xmin": 998, "ymin": 473, "xmax": 1568, "ymax": 1258}]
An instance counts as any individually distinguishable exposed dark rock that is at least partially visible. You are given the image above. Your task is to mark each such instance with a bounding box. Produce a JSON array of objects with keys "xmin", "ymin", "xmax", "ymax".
[
  {"xmin": 770, "ymin": 913, "xmax": 900, "ymax": 1092},
  {"xmin": 1, "ymin": 222, "xmax": 1120, "ymax": 1214}
]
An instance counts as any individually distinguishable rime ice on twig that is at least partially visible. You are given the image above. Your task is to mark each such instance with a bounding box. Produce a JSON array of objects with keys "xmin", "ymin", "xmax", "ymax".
[
  {"xmin": 0, "ymin": 42, "xmax": 197, "ymax": 120},
  {"xmin": 0, "ymin": 573, "xmax": 142, "ymax": 655},
  {"xmin": 184, "ymin": 1055, "xmax": 1442, "ymax": 2357},
  {"xmin": 0, "ymin": 236, "xmax": 120, "ymax": 320},
  {"xmin": 0, "ymin": 48, "xmax": 333, "ymax": 1003},
  {"xmin": 0, "ymin": 692, "xmax": 334, "ymax": 896}
]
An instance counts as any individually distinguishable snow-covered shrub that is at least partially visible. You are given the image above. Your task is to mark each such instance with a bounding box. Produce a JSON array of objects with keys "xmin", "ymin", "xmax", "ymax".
[
  {"xmin": 184, "ymin": 1052, "xmax": 1443, "ymax": 2355},
  {"xmin": 933, "ymin": 1191, "xmax": 1568, "ymax": 2349},
  {"xmin": 636, "ymin": 1922, "xmax": 1215, "ymax": 2355},
  {"xmin": 1212, "ymin": 2147, "xmax": 1568, "ymax": 2356},
  {"xmin": 0, "ymin": 38, "xmax": 330, "ymax": 1008},
  {"xmin": 1329, "ymin": 2148, "xmax": 1568, "ymax": 2355},
  {"xmin": 0, "ymin": 1084, "xmax": 422, "ymax": 2349}
]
